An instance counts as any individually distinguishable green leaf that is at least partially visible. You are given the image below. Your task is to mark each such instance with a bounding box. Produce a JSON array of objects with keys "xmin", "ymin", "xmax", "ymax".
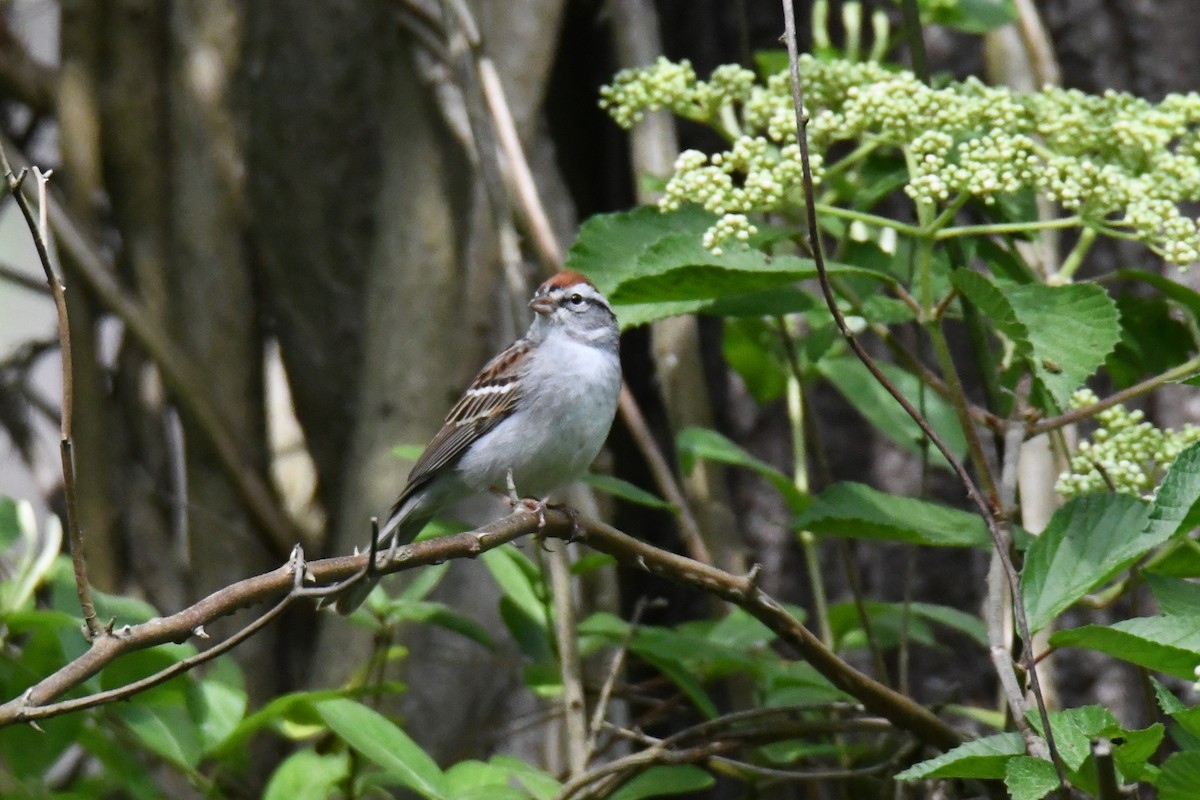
[
  {"xmin": 1021, "ymin": 493, "xmax": 1153, "ymax": 632},
  {"xmin": 1116, "ymin": 268, "xmax": 1200, "ymax": 325},
  {"xmin": 565, "ymin": 206, "xmax": 884, "ymax": 327},
  {"xmin": 1144, "ymin": 441, "xmax": 1200, "ymax": 544},
  {"xmin": 583, "ymin": 472, "xmax": 677, "ymax": 512},
  {"xmin": 116, "ymin": 702, "xmax": 204, "ymax": 770},
  {"xmin": 385, "ymin": 600, "xmax": 496, "ymax": 650},
  {"xmin": 264, "ymin": 750, "xmax": 348, "ymax": 800},
  {"xmin": 488, "ymin": 755, "xmax": 562, "ymax": 800},
  {"xmin": 638, "ymin": 650, "xmax": 719, "ymax": 719},
  {"xmin": 723, "ymin": 317, "xmax": 789, "ymax": 404},
  {"xmin": 896, "ymin": 731, "xmax": 1025, "ymax": 780},
  {"xmin": 1146, "ymin": 573, "xmax": 1200, "ymax": 616},
  {"xmin": 794, "ymin": 482, "xmax": 989, "ymax": 547},
  {"xmin": 1006, "ymin": 282, "xmax": 1121, "ymax": 411},
  {"xmin": 953, "ymin": 271, "xmax": 1121, "ymax": 411},
  {"xmin": 1160, "ymin": 752, "xmax": 1200, "ymax": 800},
  {"xmin": 1112, "ymin": 724, "xmax": 1165, "ymax": 782},
  {"xmin": 818, "ymin": 357, "xmax": 968, "ymax": 467},
  {"xmin": 196, "ymin": 657, "xmax": 247, "ymax": 753},
  {"xmin": 482, "ymin": 548, "xmax": 547, "ymax": 625},
  {"xmin": 316, "ymin": 698, "xmax": 446, "ymax": 799},
  {"xmin": 1027, "ymin": 705, "xmax": 1118, "ymax": 771},
  {"xmin": 829, "ymin": 601, "xmax": 987, "ymax": 650},
  {"xmin": 1050, "ymin": 615, "xmax": 1200, "ymax": 678},
  {"xmin": 677, "ymin": 427, "xmax": 807, "ymax": 512},
  {"xmin": 608, "ymin": 765, "xmax": 715, "ymax": 800},
  {"xmin": 1004, "ymin": 756, "xmax": 1059, "ymax": 800},
  {"xmin": 443, "ymin": 760, "xmax": 527, "ymax": 800},
  {"xmin": 1107, "ymin": 294, "xmax": 1195, "ymax": 388},
  {"xmin": 920, "ymin": 0, "xmax": 1016, "ymax": 33}
]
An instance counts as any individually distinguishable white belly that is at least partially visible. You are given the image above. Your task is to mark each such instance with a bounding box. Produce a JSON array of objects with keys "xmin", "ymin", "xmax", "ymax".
[{"xmin": 455, "ymin": 336, "xmax": 620, "ymax": 497}]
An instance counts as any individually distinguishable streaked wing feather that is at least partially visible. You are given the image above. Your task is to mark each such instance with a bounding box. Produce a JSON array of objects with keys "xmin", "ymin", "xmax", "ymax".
[{"xmin": 402, "ymin": 339, "xmax": 529, "ymax": 489}]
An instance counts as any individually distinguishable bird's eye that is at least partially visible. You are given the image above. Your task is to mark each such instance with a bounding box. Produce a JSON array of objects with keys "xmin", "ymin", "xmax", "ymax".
[{"xmin": 569, "ymin": 293, "xmax": 585, "ymax": 306}]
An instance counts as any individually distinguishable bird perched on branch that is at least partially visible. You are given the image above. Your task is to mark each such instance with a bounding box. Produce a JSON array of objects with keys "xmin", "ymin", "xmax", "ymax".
[{"xmin": 334, "ymin": 270, "xmax": 622, "ymax": 613}]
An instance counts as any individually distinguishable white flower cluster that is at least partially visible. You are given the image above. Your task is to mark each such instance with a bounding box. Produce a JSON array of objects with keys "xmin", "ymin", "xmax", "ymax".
[
  {"xmin": 1055, "ymin": 389, "xmax": 1200, "ymax": 499},
  {"xmin": 601, "ymin": 56, "xmax": 1200, "ymax": 264}
]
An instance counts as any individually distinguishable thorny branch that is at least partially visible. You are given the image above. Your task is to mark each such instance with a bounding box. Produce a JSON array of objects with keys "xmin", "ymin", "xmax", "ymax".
[{"xmin": 0, "ymin": 507, "xmax": 963, "ymax": 756}]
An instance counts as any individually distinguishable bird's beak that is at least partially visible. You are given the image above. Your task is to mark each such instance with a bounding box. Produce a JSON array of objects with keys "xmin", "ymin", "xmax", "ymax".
[{"xmin": 529, "ymin": 296, "xmax": 555, "ymax": 316}]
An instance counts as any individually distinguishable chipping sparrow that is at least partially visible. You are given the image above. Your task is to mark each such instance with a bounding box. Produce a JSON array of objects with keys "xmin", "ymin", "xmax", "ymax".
[{"xmin": 335, "ymin": 270, "xmax": 622, "ymax": 613}]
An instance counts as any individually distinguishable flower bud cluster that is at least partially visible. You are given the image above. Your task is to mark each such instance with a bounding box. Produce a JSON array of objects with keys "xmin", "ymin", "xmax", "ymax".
[
  {"xmin": 601, "ymin": 56, "xmax": 1200, "ymax": 263},
  {"xmin": 1056, "ymin": 389, "xmax": 1200, "ymax": 499}
]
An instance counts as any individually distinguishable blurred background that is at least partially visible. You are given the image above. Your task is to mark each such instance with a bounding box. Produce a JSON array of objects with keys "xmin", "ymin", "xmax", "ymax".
[{"xmin": 2, "ymin": 0, "xmax": 1200, "ymax": 793}]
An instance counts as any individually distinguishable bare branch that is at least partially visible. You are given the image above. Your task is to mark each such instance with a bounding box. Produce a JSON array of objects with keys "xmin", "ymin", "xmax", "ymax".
[{"xmin": 0, "ymin": 140, "xmax": 102, "ymax": 641}]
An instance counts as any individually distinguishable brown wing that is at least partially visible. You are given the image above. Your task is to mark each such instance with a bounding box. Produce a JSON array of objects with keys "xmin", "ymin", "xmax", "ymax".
[{"xmin": 397, "ymin": 338, "xmax": 530, "ymax": 498}]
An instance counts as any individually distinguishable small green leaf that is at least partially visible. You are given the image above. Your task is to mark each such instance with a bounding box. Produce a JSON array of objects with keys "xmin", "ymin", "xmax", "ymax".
[
  {"xmin": 1021, "ymin": 493, "xmax": 1153, "ymax": 632},
  {"xmin": 264, "ymin": 750, "xmax": 348, "ymax": 800},
  {"xmin": 1146, "ymin": 574, "xmax": 1200, "ymax": 616},
  {"xmin": 794, "ymin": 482, "xmax": 989, "ymax": 547},
  {"xmin": 1004, "ymin": 755, "xmax": 1059, "ymax": 800},
  {"xmin": 385, "ymin": 600, "xmax": 496, "ymax": 651},
  {"xmin": 677, "ymin": 427, "xmax": 807, "ymax": 512},
  {"xmin": 608, "ymin": 765, "xmax": 715, "ymax": 800},
  {"xmin": 316, "ymin": 698, "xmax": 446, "ymax": 799},
  {"xmin": 583, "ymin": 473, "xmax": 677, "ymax": 512},
  {"xmin": 1050, "ymin": 615, "xmax": 1200, "ymax": 678},
  {"xmin": 920, "ymin": 0, "xmax": 1016, "ymax": 33},
  {"xmin": 896, "ymin": 731, "xmax": 1024, "ymax": 780},
  {"xmin": 488, "ymin": 755, "xmax": 562, "ymax": 800},
  {"xmin": 196, "ymin": 658, "xmax": 247, "ymax": 753},
  {"xmin": 482, "ymin": 548, "xmax": 547, "ymax": 625},
  {"xmin": 818, "ymin": 357, "xmax": 968, "ymax": 467},
  {"xmin": 1160, "ymin": 752, "xmax": 1200, "ymax": 800},
  {"xmin": 1026, "ymin": 705, "xmax": 1118, "ymax": 771},
  {"xmin": 1144, "ymin": 441, "xmax": 1200, "ymax": 544},
  {"xmin": 116, "ymin": 702, "xmax": 204, "ymax": 770},
  {"xmin": 443, "ymin": 760, "xmax": 525, "ymax": 799}
]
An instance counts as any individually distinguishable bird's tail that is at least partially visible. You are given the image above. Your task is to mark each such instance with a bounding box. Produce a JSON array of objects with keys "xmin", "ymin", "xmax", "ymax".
[{"xmin": 331, "ymin": 497, "xmax": 431, "ymax": 615}]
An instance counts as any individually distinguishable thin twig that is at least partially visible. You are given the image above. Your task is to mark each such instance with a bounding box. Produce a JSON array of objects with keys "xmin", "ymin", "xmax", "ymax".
[
  {"xmin": 0, "ymin": 134, "xmax": 301, "ymax": 558},
  {"xmin": 547, "ymin": 541, "xmax": 589, "ymax": 775},
  {"xmin": 779, "ymin": 0, "xmax": 1058, "ymax": 777},
  {"xmin": 584, "ymin": 596, "xmax": 656, "ymax": 763},
  {"xmin": 0, "ymin": 143, "xmax": 102, "ymax": 641}
]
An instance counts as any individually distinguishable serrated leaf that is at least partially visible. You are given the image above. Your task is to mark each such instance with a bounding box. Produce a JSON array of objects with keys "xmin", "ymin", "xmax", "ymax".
[
  {"xmin": 316, "ymin": 699, "xmax": 446, "ymax": 799},
  {"xmin": 1004, "ymin": 755, "xmax": 1059, "ymax": 800},
  {"xmin": 794, "ymin": 482, "xmax": 989, "ymax": 547},
  {"xmin": 819, "ymin": 357, "xmax": 969, "ymax": 467},
  {"xmin": 1006, "ymin": 283, "xmax": 1121, "ymax": 410},
  {"xmin": 608, "ymin": 765, "xmax": 715, "ymax": 800},
  {"xmin": 1021, "ymin": 493, "xmax": 1153, "ymax": 632},
  {"xmin": 952, "ymin": 269, "xmax": 1030, "ymax": 348},
  {"xmin": 1144, "ymin": 441, "xmax": 1200, "ymax": 543},
  {"xmin": 952, "ymin": 271, "xmax": 1121, "ymax": 410},
  {"xmin": 677, "ymin": 427, "xmax": 807, "ymax": 512},
  {"xmin": 583, "ymin": 472, "xmax": 676, "ymax": 512},
  {"xmin": 1026, "ymin": 705, "xmax": 1118, "ymax": 771},
  {"xmin": 896, "ymin": 731, "xmax": 1024, "ymax": 779},
  {"xmin": 1050, "ymin": 615, "xmax": 1200, "ymax": 678}
]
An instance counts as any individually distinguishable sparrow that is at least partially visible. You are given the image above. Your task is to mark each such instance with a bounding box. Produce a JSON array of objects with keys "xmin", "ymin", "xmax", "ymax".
[{"xmin": 335, "ymin": 270, "xmax": 622, "ymax": 613}]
